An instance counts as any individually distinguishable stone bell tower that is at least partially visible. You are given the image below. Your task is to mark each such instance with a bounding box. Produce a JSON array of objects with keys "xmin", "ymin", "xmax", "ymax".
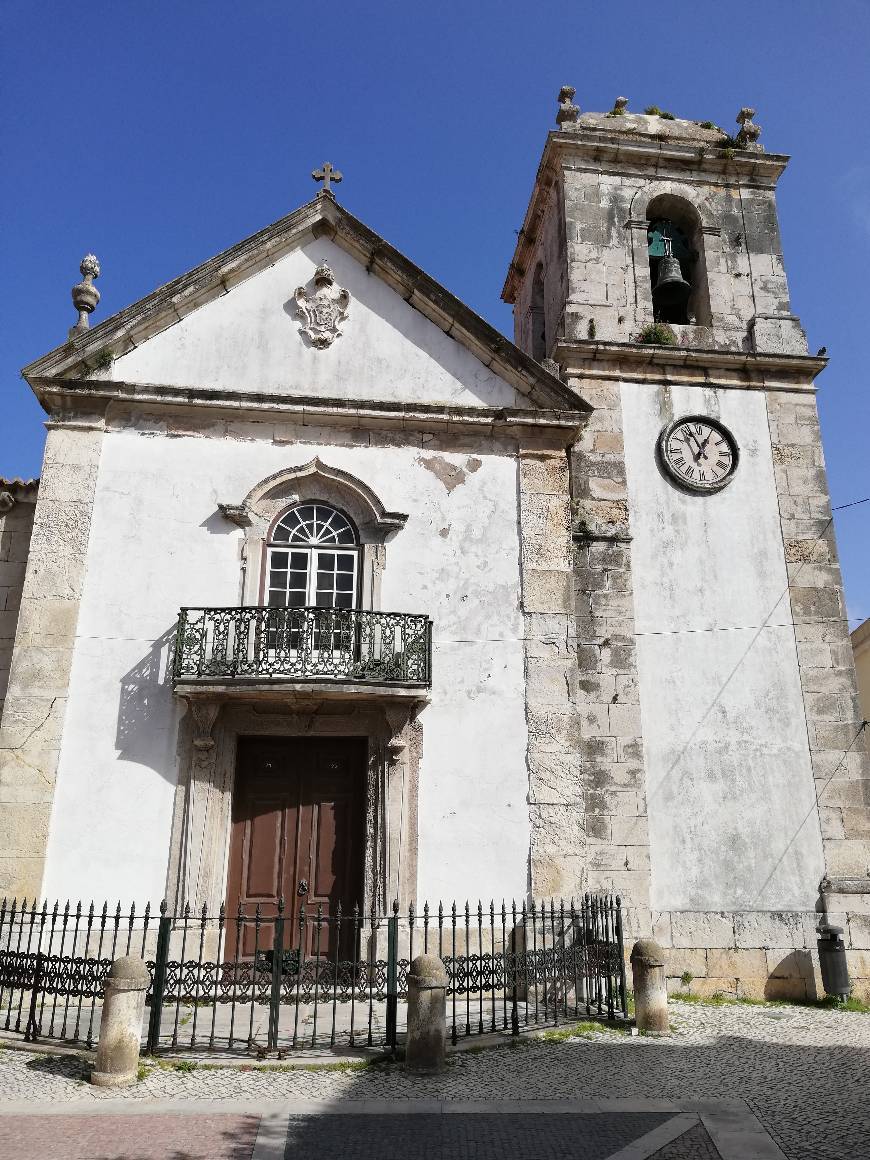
[{"xmin": 504, "ymin": 90, "xmax": 870, "ymax": 996}]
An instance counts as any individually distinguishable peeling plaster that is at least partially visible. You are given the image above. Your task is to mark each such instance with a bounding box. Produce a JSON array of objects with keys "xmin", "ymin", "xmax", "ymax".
[{"xmin": 416, "ymin": 454, "xmax": 483, "ymax": 493}]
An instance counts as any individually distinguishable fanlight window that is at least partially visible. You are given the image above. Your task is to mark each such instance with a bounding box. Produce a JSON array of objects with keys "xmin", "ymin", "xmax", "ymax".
[{"xmin": 267, "ymin": 504, "xmax": 358, "ymax": 610}]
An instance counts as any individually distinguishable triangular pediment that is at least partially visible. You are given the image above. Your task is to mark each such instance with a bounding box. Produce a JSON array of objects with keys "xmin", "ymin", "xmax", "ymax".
[{"xmin": 24, "ymin": 195, "xmax": 583, "ymax": 416}]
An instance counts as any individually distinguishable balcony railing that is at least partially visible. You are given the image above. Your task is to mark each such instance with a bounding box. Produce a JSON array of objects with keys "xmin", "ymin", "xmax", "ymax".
[{"xmin": 173, "ymin": 606, "xmax": 432, "ymax": 687}]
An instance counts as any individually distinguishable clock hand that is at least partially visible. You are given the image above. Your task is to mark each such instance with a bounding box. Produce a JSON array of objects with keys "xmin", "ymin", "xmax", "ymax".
[{"xmin": 685, "ymin": 431, "xmax": 703, "ymax": 460}]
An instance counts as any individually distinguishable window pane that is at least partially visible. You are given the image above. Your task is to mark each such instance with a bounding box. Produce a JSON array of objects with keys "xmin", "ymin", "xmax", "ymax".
[
  {"xmin": 269, "ymin": 570, "xmax": 288, "ymax": 587},
  {"xmin": 267, "ymin": 591, "xmax": 286, "ymax": 607},
  {"xmin": 288, "ymin": 571, "xmax": 308, "ymax": 589},
  {"xmin": 270, "ymin": 551, "xmax": 289, "ymax": 568},
  {"xmin": 287, "ymin": 591, "xmax": 306, "ymax": 608},
  {"xmin": 272, "ymin": 503, "xmax": 356, "ymax": 547},
  {"xmin": 336, "ymin": 573, "xmax": 354, "ymax": 591},
  {"xmin": 337, "ymin": 555, "xmax": 355, "ymax": 572},
  {"xmin": 335, "ymin": 592, "xmax": 353, "ymax": 608},
  {"xmin": 289, "ymin": 552, "xmax": 308, "ymax": 569},
  {"xmin": 318, "ymin": 552, "xmax": 335, "ymax": 569}
]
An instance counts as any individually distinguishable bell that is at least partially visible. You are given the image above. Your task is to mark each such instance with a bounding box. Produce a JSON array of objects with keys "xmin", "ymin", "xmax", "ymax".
[{"xmin": 653, "ymin": 237, "xmax": 691, "ymax": 309}]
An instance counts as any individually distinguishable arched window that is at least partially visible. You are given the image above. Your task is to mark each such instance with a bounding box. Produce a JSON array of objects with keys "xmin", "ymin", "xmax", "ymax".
[
  {"xmin": 646, "ymin": 195, "xmax": 711, "ymax": 327},
  {"xmin": 266, "ymin": 503, "xmax": 359, "ymax": 610},
  {"xmin": 530, "ymin": 263, "xmax": 546, "ymax": 361}
]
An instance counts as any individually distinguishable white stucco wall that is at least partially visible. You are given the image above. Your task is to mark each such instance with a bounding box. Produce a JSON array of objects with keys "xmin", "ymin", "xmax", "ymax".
[
  {"xmin": 622, "ymin": 381, "xmax": 825, "ymax": 911},
  {"xmin": 41, "ymin": 430, "xmax": 530, "ymax": 907},
  {"xmin": 107, "ymin": 239, "xmax": 524, "ymax": 409}
]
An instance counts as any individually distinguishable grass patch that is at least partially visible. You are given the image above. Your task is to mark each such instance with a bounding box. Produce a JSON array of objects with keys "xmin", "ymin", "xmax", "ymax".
[
  {"xmin": 540, "ymin": 1020, "xmax": 626, "ymax": 1042},
  {"xmin": 638, "ymin": 322, "xmax": 677, "ymax": 346},
  {"xmin": 815, "ymin": 995, "xmax": 870, "ymax": 1014},
  {"xmin": 150, "ymin": 1054, "xmax": 387, "ymax": 1074},
  {"xmin": 671, "ymin": 991, "xmax": 870, "ymax": 1014}
]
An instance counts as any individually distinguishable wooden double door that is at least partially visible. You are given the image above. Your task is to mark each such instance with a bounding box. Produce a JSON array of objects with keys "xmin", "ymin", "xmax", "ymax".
[{"xmin": 226, "ymin": 736, "xmax": 366, "ymax": 958}]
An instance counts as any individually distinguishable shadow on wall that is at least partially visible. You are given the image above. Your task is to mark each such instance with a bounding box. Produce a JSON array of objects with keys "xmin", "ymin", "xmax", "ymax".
[{"xmin": 115, "ymin": 624, "xmax": 181, "ymax": 781}]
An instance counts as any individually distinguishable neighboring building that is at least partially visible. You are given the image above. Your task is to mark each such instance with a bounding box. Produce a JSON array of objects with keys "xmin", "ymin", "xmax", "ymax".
[
  {"xmin": 2, "ymin": 92, "xmax": 868, "ymax": 999},
  {"xmin": 0, "ymin": 479, "xmax": 39, "ymax": 722},
  {"xmin": 853, "ymin": 619, "xmax": 870, "ymax": 723}
]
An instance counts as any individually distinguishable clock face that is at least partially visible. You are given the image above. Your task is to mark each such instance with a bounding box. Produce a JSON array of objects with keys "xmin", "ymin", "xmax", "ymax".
[{"xmin": 659, "ymin": 415, "xmax": 739, "ymax": 493}]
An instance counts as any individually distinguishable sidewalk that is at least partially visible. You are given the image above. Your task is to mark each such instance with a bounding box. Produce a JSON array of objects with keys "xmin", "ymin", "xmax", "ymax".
[
  {"xmin": 0, "ymin": 999, "xmax": 866, "ymax": 1159},
  {"xmin": 0, "ymin": 1098, "xmax": 780, "ymax": 1159}
]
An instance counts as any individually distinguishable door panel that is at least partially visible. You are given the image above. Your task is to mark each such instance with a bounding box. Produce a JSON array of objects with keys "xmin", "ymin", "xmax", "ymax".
[
  {"xmin": 226, "ymin": 736, "xmax": 366, "ymax": 961},
  {"xmin": 243, "ymin": 800, "xmax": 285, "ymax": 899}
]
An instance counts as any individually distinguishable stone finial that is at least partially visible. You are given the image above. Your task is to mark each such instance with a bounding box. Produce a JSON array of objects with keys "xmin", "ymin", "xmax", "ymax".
[
  {"xmin": 556, "ymin": 85, "xmax": 580, "ymax": 126},
  {"xmin": 735, "ymin": 107, "xmax": 762, "ymax": 149},
  {"xmin": 70, "ymin": 254, "xmax": 101, "ymax": 338},
  {"xmin": 312, "ymin": 161, "xmax": 342, "ymax": 194},
  {"xmin": 613, "ymin": 96, "xmax": 629, "ymax": 114}
]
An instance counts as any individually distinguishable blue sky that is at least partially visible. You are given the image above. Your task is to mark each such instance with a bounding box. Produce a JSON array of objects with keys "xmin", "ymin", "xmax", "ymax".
[{"xmin": 3, "ymin": 1, "xmax": 868, "ymax": 626}]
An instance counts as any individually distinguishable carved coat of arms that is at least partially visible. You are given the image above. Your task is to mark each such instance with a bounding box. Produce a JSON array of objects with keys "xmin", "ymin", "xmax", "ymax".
[{"xmin": 294, "ymin": 259, "xmax": 350, "ymax": 348}]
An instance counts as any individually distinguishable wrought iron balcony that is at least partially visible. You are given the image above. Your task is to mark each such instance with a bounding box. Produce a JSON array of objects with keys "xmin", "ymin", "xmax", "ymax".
[{"xmin": 173, "ymin": 606, "xmax": 432, "ymax": 687}]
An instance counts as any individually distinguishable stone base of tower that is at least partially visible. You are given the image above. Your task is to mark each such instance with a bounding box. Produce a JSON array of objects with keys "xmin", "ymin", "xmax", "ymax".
[{"xmin": 621, "ymin": 903, "xmax": 870, "ymax": 1003}]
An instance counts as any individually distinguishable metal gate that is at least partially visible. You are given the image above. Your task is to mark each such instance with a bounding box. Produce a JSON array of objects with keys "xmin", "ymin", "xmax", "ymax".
[{"xmin": 0, "ymin": 894, "xmax": 627, "ymax": 1055}]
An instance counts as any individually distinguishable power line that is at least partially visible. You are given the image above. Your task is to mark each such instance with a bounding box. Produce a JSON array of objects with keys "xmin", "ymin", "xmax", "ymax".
[{"xmin": 833, "ymin": 496, "xmax": 870, "ymax": 511}]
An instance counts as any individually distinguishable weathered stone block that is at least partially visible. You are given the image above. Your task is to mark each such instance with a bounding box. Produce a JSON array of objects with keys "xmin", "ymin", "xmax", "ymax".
[
  {"xmin": 608, "ymin": 703, "xmax": 642, "ymax": 737},
  {"xmin": 528, "ymin": 804, "xmax": 586, "ymax": 854},
  {"xmin": 664, "ymin": 948, "xmax": 708, "ymax": 977},
  {"xmin": 764, "ymin": 948, "xmax": 817, "ymax": 980},
  {"xmin": 526, "ymin": 659, "xmax": 577, "ymax": 708},
  {"xmin": 848, "ymin": 914, "xmax": 870, "ymax": 949},
  {"xmin": 519, "ymin": 455, "xmax": 569, "ymax": 496},
  {"xmin": 823, "ymin": 840, "xmax": 870, "ymax": 877},
  {"xmin": 706, "ymin": 948, "xmax": 768, "ymax": 978},
  {"xmin": 734, "ymin": 911, "xmax": 806, "ymax": 949},
  {"xmin": 670, "ymin": 912, "xmax": 736, "ymax": 949},
  {"xmin": 790, "ymin": 586, "xmax": 842, "ymax": 621},
  {"xmin": 579, "ymin": 703, "xmax": 609, "ymax": 736},
  {"xmin": 523, "ymin": 569, "xmax": 573, "ymax": 613},
  {"xmin": 841, "ymin": 808, "xmax": 870, "ymax": 838},
  {"xmin": 530, "ymin": 854, "xmax": 587, "ymax": 899}
]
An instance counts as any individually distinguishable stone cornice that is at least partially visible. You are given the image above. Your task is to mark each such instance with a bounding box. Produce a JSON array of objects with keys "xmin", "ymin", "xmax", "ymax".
[
  {"xmin": 554, "ymin": 339, "xmax": 826, "ymax": 392},
  {"xmin": 502, "ymin": 132, "xmax": 789, "ymax": 304},
  {"xmin": 32, "ymin": 375, "xmax": 588, "ymax": 446},
  {"xmin": 22, "ymin": 193, "xmax": 579, "ymax": 415}
]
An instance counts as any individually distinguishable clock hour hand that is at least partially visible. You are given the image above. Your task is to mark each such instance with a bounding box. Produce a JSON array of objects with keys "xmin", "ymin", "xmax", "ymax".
[{"xmin": 684, "ymin": 431, "xmax": 703, "ymax": 460}]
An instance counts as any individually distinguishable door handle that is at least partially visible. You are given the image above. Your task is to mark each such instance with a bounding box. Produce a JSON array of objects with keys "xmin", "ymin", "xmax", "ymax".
[{"xmin": 297, "ymin": 879, "xmax": 309, "ymax": 896}]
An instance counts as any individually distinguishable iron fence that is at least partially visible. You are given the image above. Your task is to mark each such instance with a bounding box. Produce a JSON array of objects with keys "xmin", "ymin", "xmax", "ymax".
[
  {"xmin": 0, "ymin": 894, "xmax": 627, "ymax": 1056},
  {"xmin": 173, "ymin": 606, "xmax": 432, "ymax": 686}
]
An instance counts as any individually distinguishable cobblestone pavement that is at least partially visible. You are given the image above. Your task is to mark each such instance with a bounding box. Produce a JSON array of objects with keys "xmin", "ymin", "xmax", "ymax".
[{"xmin": 0, "ymin": 1001, "xmax": 866, "ymax": 1159}]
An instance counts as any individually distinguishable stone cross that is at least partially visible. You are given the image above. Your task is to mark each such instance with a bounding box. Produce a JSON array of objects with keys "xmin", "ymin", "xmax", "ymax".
[{"xmin": 312, "ymin": 162, "xmax": 343, "ymax": 193}]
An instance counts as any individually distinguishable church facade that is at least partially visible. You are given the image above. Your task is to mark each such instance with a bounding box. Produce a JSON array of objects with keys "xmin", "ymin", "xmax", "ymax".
[{"xmin": 2, "ymin": 93, "xmax": 868, "ymax": 998}]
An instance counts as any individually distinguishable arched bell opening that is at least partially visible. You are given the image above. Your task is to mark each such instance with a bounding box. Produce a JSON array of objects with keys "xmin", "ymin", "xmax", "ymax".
[{"xmin": 646, "ymin": 195, "xmax": 711, "ymax": 327}]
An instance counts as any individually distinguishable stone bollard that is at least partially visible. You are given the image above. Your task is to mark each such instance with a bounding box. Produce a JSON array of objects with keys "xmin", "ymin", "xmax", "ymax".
[
  {"xmin": 405, "ymin": 952, "xmax": 448, "ymax": 1073},
  {"xmin": 630, "ymin": 939, "xmax": 669, "ymax": 1035},
  {"xmin": 91, "ymin": 955, "xmax": 151, "ymax": 1087}
]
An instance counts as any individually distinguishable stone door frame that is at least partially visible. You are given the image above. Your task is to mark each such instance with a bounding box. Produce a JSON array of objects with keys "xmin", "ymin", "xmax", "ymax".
[{"xmin": 166, "ymin": 696, "xmax": 423, "ymax": 916}]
